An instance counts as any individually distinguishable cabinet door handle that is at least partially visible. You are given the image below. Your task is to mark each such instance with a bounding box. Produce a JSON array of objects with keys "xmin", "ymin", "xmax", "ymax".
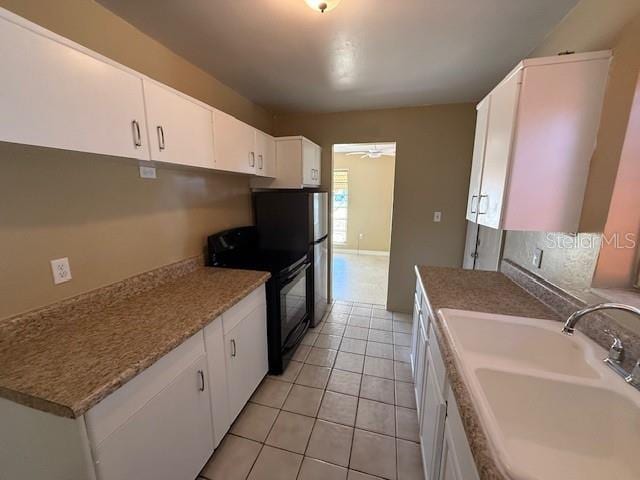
[
  {"xmin": 470, "ymin": 195, "xmax": 478, "ymax": 214},
  {"xmin": 156, "ymin": 126, "xmax": 165, "ymax": 151},
  {"xmin": 249, "ymin": 152, "xmax": 255, "ymax": 167},
  {"xmin": 230, "ymin": 339, "xmax": 237, "ymax": 357},
  {"xmin": 197, "ymin": 369, "xmax": 205, "ymax": 392},
  {"xmin": 258, "ymin": 154, "xmax": 263, "ymax": 170},
  {"xmin": 131, "ymin": 120, "xmax": 142, "ymax": 148},
  {"xmin": 478, "ymin": 194, "xmax": 489, "ymax": 215}
]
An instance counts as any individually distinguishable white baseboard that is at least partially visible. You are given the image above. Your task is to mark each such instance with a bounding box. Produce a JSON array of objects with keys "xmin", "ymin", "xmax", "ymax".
[{"xmin": 333, "ymin": 248, "xmax": 390, "ymax": 257}]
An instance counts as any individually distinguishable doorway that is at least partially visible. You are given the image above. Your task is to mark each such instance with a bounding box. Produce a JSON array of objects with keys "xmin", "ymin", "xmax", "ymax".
[{"xmin": 330, "ymin": 143, "xmax": 396, "ymax": 306}]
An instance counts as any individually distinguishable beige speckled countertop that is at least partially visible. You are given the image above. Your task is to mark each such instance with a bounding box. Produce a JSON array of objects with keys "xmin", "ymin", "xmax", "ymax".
[
  {"xmin": 415, "ymin": 265, "xmax": 561, "ymax": 480},
  {"xmin": 0, "ymin": 266, "xmax": 270, "ymax": 419}
]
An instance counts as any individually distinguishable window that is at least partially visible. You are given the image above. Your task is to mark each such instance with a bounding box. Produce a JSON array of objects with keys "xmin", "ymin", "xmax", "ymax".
[{"xmin": 333, "ymin": 169, "xmax": 349, "ymax": 244}]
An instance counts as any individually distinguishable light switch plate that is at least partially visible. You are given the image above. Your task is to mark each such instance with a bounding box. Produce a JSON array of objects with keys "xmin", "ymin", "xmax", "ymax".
[
  {"xmin": 433, "ymin": 211, "xmax": 442, "ymax": 222},
  {"xmin": 532, "ymin": 248, "xmax": 543, "ymax": 268},
  {"xmin": 139, "ymin": 166, "xmax": 157, "ymax": 179},
  {"xmin": 51, "ymin": 257, "xmax": 72, "ymax": 285}
]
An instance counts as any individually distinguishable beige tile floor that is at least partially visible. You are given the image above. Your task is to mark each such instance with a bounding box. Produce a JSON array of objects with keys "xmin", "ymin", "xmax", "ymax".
[
  {"xmin": 198, "ymin": 301, "xmax": 423, "ymax": 480},
  {"xmin": 332, "ymin": 252, "xmax": 390, "ymax": 305}
]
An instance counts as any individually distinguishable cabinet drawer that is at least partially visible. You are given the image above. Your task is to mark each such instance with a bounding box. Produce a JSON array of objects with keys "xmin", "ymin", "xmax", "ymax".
[
  {"xmin": 86, "ymin": 332, "xmax": 205, "ymax": 447},
  {"xmin": 222, "ymin": 285, "xmax": 266, "ymax": 335}
]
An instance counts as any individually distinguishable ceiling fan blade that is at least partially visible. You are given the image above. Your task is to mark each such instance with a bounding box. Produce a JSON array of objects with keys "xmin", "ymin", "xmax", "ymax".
[{"xmin": 346, "ymin": 151, "xmax": 366, "ymax": 156}]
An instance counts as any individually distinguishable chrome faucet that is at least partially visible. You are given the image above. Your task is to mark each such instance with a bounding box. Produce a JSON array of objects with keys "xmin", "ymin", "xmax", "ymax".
[
  {"xmin": 563, "ymin": 302, "xmax": 640, "ymax": 390},
  {"xmin": 562, "ymin": 302, "xmax": 640, "ymax": 335}
]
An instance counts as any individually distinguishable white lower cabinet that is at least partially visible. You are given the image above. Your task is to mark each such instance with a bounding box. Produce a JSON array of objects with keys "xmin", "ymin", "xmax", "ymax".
[
  {"xmin": 411, "ymin": 293, "xmax": 421, "ymax": 374},
  {"xmin": 86, "ymin": 332, "xmax": 214, "ymax": 480},
  {"xmin": 439, "ymin": 387, "xmax": 481, "ymax": 480},
  {"xmin": 204, "ymin": 316, "xmax": 231, "ymax": 448},
  {"xmin": 0, "ymin": 285, "xmax": 269, "ymax": 480},
  {"xmin": 420, "ymin": 355, "xmax": 447, "ymax": 480},
  {"xmin": 414, "ymin": 315, "xmax": 428, "ymax": 421},
  {"xmin": 91, "ymin": 355, "xmax": 213, "ymax": 480},
  {"xmin": 87, "ymin": 285, "xmax": 267, "ymax": 480},
  {"xmin": 223, "ymin": 286, "xmax": 269, "ymax": 421},
  {"xmin": 438, "ymin": 423, "xmax": 464, "ymax": 480},
  {"xmin": 414, "ymin": 274, "xmax": 480, "ymax": 480}
]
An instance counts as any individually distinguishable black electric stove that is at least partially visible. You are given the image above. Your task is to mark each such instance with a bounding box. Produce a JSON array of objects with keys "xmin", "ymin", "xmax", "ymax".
[{"xmin": 207, "ymin": 226, "xmax": 310, "ymax": 374}]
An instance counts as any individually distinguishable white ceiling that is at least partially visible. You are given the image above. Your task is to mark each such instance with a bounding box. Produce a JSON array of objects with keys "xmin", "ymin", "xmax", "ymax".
[{"xmin": 97, "ymin": 0, "xmax": 579, "ymax": 113}]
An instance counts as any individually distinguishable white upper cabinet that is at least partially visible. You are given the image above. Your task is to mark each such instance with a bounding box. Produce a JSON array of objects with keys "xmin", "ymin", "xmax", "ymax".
[
  {"xmin": 0, "ymin": 8, "xmax": 283, "ymax": 178},
  {"xmin": 480, "ymin": 69, "xmax": 521, "ymax": 229},
  {"xmin": 302, "ymin": 138, "xmax": 318, "ymax": 186},
  {"xmin": 213, "ymin": 110, "xmax": 257, "ymax": 174},
  {"xmin": 467, "ymin": 51, "xmax": 611, "ymax": 231},
  {"xmin": 143, "ymin": 80, "xmax": 214, "ymax": 169},
  {"xmin": 251, "ymin": 136, "xmax": 321, "ymax": 189},
  {"xmin": 255, "ymin": 130, "xmax": 276, "ymax": 178},
  {"xmin": 0, "ymin": 11, "xmax": 149, "ymax": 160},
  {"xmin": 466, "ymin": 97, "xmax": 490, "ymax": 222},
  {"xmin": 306, "ymin": 137, "xmax": 322, "ymax": 186}
]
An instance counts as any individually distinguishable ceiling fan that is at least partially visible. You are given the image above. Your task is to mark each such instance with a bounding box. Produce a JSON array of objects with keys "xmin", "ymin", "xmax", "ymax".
[{"xmin": 346, "ymin": 145, "xmax": 396, "ymax": 159}]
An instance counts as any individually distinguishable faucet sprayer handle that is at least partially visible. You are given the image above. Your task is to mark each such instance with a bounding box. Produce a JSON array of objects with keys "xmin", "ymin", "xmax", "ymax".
[{"xmin": 604, "ymin": 329, "xmax": 624, "ymax": 363}]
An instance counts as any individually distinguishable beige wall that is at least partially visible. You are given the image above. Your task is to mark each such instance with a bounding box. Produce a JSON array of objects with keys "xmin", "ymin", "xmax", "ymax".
[
  {"xmin": 274, "ymin": 105, "xmax": 476, "ymax": 312},
  {"xmin": 576, "ymin": 13, "xmax": 640, "ymax": 232},
  {"xmin": 592, "ymin": 73, "xmax": 640, "ymax": 288},
  {"xmin": 0, "ymin": 0, "xmax": 271, "ymax": 319},
  {"xmin": 504, "ymin": 5, "xmax": 640, "ymax": 293},
  {"xmin": 333, "ymin": 152, "xmax": 395, "ymax": 252},
  {"xmin": 0, "ymin": 145, "xmax": 252, "ymax": 319},
  {"xmin": 531, "ymin": 3, "xmax": 640, "ymax": 232}
]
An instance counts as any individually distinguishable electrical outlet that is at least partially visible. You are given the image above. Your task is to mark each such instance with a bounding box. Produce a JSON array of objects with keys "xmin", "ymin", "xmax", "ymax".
[
  {"xmin": 433, "ymin": 211, "xmax": 442, "ymax": 222},
  {"xmin": 139, "ymin": 166, "xmax": 157, "ymax": 179},
  {"xmin": 532, "ymin": 248, "xmax": 543, "ymax": 268},
  {"xmin": 50, "ymin": 257, "xmax": 72, "ymax": 285},
  {"xmin": 359, "ymin": 233, "xmax": 364, "ymax": 240}
]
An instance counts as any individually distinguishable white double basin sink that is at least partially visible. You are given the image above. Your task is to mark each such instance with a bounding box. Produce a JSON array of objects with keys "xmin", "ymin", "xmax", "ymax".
[{"xmin": 438, "ymin": 309, "xmax": 640, "ymax": 480}]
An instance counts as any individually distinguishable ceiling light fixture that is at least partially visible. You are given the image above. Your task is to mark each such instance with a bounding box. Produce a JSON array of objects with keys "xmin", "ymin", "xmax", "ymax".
[{"xmin": 304, "ymin": 0, "xmax": 342, "ymax": 13}]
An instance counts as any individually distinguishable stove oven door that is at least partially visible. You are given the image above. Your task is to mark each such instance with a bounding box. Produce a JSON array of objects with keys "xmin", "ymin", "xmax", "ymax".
[{"xmin": 279, "ymin": 261, "xmax": 310, "ymax": 355}]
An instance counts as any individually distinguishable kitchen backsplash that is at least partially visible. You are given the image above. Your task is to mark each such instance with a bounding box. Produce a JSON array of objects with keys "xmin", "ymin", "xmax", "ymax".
[{"xmin": 502, "ymin": 231, "xmax": 601, "ymax": 294}]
